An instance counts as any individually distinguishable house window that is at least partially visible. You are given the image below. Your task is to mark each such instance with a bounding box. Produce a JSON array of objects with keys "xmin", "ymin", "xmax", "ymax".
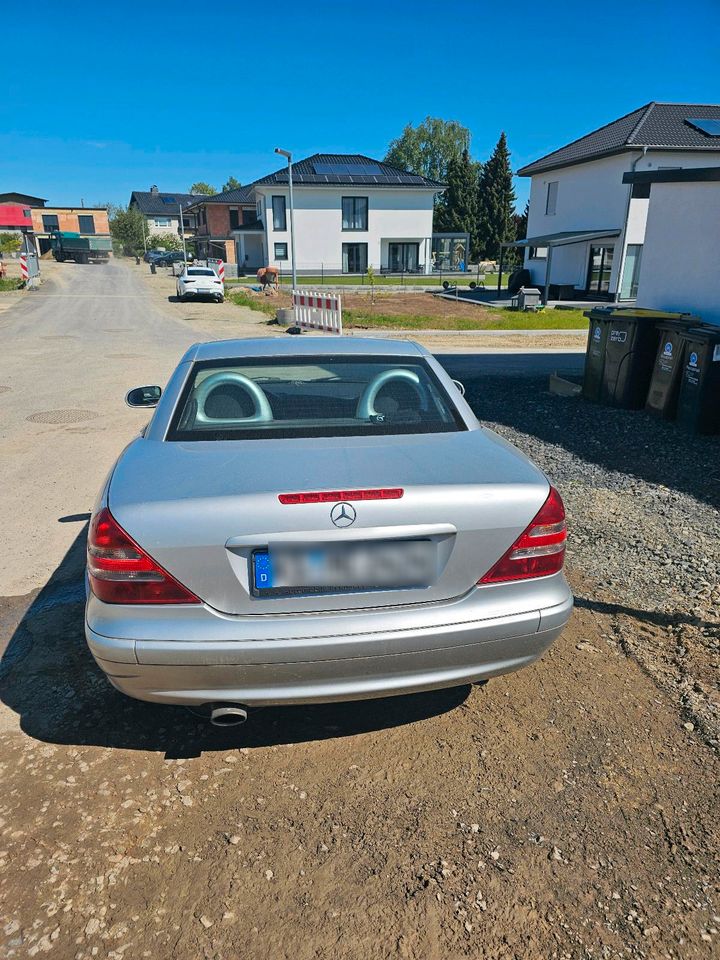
[
  {"xmin": 586, "ymin": 245, "xmax": 614, "ymax": 294},
  {"xmin": 274, "ymin": 242, "xmax": 288, "ymax": 260},
  {"xmin": 272, "ymin": 196, "xmax": 287, "ymax": 231},
  {"xmin": 78, "ymin": 215, "xmax": 95, "ymax": 234},
  {"xmin": 388, "ymin": 242, "xmax": 419, "ymax": 272},
  {"xmin": 154, "ymin": 216, "xmax": 171, "ymax": 227},
  {"xmin": 229, "ymin": 208, "xmax": 240, "ymax": 230},
  {"xmin": 182, "ymin": 217, "xmax": 192, "ymax": 228},
  {"xmin": 42, "ymin": 214, "xmax": 59, "ymax": 232},
  {"xmin": 342, "ymin": 243, "xmax": 368, "ymax": 273},
  {"xmin": 342, "ymin": 197, "xmax": 368, "ymax": 231},
  {"xmin": 242, "ymin": 208, "xmax": 256, "ymax": 226},
  {"xmin": 545, "ymin": 181, "xmax": 558, "ymax": 216},
  {"xmin": 528, "ymin": 246, "xmax": 548, "ymax": 259},
  {"xmin": 620, "ymin": 244, "xmax": 643, "ymax": 300}
]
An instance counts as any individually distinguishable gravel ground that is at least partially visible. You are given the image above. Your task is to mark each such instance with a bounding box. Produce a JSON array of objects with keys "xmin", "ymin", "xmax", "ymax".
[{"xmin": 464, "ymin": 376, "xmax": 720, "ymax": 746}]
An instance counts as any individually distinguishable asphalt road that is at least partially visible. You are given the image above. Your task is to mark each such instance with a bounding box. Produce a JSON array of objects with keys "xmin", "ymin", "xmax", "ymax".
[{"xmin": 0, "ymin": 260, "xmax": 584, "ymax": 598}]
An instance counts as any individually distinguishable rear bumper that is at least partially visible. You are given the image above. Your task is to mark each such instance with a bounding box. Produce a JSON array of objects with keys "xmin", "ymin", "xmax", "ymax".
[{"xmin": 85, "ymin": 582, "xmax": 573, "ymax": 707}]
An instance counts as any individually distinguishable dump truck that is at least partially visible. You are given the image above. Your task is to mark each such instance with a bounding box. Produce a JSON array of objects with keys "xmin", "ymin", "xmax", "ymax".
[{"xmin": 50, "ymin": 231, "xmax": 112, "ymax": 264}]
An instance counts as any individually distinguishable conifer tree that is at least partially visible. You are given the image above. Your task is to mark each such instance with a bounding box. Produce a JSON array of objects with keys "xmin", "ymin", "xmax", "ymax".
[
  {"xmin": 435, "ymin": 149, "xmax": 482, "ymax": 258},
  {"xmin": 477, "ymin": 132, "xmax": 517, "ymax": 260}
]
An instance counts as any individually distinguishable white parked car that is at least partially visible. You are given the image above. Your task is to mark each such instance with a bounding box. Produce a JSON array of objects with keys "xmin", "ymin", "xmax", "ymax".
[{"xmin": 176, "ymin": 266, "xmax": 224, "ymax": 303}]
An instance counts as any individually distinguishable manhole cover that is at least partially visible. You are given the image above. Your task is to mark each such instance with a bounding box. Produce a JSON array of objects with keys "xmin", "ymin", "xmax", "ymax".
[
  {"xmin": 26, "ymin": 409, "xmax": 99, "ymax": 424},
  {"xmin": 41, "ymin": 335, "xmax": 79, "ymax": 341}
]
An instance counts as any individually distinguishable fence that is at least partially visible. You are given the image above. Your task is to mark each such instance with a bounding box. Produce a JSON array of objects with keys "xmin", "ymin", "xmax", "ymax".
[
  {"xmin": 258, "ymin": 262, "xmax": 502, "ymax": 288},
  {"xmin": 292, "ymin": 290, "xmax": 343, "ymax": 335}
]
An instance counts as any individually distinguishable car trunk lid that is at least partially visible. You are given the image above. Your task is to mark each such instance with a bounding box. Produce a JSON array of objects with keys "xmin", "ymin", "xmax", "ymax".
[{"xmin": 108, "ymin": 431, "xmax": 549, "ymax": 615}]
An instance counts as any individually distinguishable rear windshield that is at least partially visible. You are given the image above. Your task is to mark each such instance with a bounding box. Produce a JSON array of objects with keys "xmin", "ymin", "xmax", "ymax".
[
  {"xmin": 167, "ymin": 355, "xmax": 465, "ymax": 441},
  {"xmin": 187, "ymin": 268, "xmax": 216, "ymax": 277}
]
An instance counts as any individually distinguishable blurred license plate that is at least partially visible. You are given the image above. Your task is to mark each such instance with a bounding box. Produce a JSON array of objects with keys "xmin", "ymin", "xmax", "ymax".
[{"xmin": 252, "ymin": 540, "xmax": 434, "ymax": 596}]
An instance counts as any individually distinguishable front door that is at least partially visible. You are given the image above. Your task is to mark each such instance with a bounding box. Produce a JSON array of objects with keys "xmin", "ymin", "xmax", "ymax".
[{"xmin": 586, "ymin": 245, "xmax": 614, "ymax": 295}]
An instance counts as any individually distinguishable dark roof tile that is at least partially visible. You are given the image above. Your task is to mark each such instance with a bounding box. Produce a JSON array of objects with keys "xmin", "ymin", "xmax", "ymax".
[
  {"xmin": 518, "ymin": 103, "xmax": 720, "ymax": 176},
  {"xmin": 129, "ymin": 191, "xmax": 202, "ymax": 215}
]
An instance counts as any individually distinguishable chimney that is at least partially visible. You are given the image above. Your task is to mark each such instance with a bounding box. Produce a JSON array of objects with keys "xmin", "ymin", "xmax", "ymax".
[{"xmin": 150, "ymin": 185, "xmax": 159, "ymax": 194}]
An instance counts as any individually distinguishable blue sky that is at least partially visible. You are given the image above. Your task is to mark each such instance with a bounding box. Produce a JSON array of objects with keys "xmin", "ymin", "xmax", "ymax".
[{"xmin": 1, "ymin": 0, "xmax": 719, "ymax": 210}]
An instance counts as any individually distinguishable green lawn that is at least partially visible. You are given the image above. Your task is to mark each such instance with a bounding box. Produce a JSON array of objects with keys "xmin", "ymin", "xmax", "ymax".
[
  {"xmin": 0, "ymin": 277, "xmax": 23, "ymax": 292},
  {"xmin": 343, "ymin": 308, "xmax": 588, "ymax": 331},
  {"xmin": 228, "ymin": 291, "xmax": 279, "ymax": 316}
]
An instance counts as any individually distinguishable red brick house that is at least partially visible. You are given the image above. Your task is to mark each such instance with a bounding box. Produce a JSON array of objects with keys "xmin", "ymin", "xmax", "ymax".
[{"xmin": 187, "ymin": 187, "xmax": 263, "ymax": 271}]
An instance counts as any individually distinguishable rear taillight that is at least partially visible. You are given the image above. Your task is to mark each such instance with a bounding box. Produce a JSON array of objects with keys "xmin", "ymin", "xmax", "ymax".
[
  {"xmin": 87, "ymin": 508, "xmax": 200, "ymax": 604},
  {"xmin": 478, "ymin": 486, "xmax": 566, "ymax": 584}
]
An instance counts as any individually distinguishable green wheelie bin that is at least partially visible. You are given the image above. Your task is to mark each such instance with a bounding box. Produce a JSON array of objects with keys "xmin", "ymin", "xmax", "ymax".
[{"xmin": 675, "ymin": 326, "xmax": 720, "ymax": 434}]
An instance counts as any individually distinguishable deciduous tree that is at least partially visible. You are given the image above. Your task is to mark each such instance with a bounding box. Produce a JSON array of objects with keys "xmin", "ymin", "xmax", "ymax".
[
  {"xmin": 384, "ymin": 117, "xmax": 470, "ymax": 184},
  {"xmin": 109, "ymin": 207, "xmax": 145, "ymax": 256},
  {"xmin": 189, "ymin": 182, "xmax": 217, "ymax": 196},
  {"xmin": 222, "ymin": 176, "xmax": 242, "ymax": 192},
  {"xmin": 0, "ymin": 232, "xmax": 22, "ymax": 254},
  {"xmin": 146, "ymin": 233, "xmax": 183, "ymax": 252}
]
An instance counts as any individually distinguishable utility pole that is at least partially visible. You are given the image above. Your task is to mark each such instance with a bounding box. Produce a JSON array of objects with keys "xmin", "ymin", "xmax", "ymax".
[{"xmin": 274, "ymin": 147, "xmax": 297, "ymax": 293}]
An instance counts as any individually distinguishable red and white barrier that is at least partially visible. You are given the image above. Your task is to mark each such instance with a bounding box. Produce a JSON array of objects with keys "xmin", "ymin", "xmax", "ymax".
[
  {"xmin": 19, "ymin": 254, "xmax": 28, "ymax": 282},
  {"xmin": 292, "ymin": 289, "xmax": 343, "ymax": 334},
  {"xmin": 208, "ymin": 258, "xmax": 225, "ymax": 281}
]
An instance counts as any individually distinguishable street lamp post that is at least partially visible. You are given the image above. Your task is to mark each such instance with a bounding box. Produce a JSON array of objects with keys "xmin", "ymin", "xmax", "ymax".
[
  {"xmin": 274, "ymin": 147, "xmax": 297, "ymax": 293},
  {"xmin": 178, "ymin": 202, "xmax": 188, "ymax": 264}
]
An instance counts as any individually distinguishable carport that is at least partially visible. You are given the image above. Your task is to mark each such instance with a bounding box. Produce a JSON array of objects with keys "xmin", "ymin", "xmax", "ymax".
[{"xmin": 498, "ymin": 229, "xmax": 621, "ymax": 303}]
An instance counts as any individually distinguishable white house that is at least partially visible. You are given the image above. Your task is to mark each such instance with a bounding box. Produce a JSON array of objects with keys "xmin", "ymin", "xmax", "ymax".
[
  {"xmin": 251, "ymin": 154, "xmax": 444, "ymax": 275},
  {"xmin": 624, "ymin": 166, "xmax": 720, "ymax": 325},
  {"xmin": 129, "ymin": 187, "xmax": 200, "ymax": 242},
  {"xmin": 512, "ymin": 103, "xmax": 720, "ymax": 302},
  {"xmin": 182, "ymin": 155, "xmax": 445, "ymax": 276}
]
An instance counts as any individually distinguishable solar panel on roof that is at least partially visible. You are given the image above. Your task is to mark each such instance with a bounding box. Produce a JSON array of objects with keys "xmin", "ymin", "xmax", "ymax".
[
  {"xmin": 313, "ymin": 161, "xmax": 384, "ymax": 176},
  {"xmin": 161, "ymin": 196, "xmax": 177, "ymax": 204},
  {"xmin": 686, "ymin": 118, "xmax": 720, "ymax": 137}
]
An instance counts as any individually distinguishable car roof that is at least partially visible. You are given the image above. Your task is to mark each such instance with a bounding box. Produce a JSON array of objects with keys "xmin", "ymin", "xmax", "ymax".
[{"xmin": 181, "ymin": 337, "xmax": 429, "ymax": 362}]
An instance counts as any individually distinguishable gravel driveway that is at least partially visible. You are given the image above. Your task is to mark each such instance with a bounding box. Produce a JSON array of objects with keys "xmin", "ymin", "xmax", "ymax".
[{"xmin": 463, "ymin": 374, "xmax": 720, "ymax": 746}]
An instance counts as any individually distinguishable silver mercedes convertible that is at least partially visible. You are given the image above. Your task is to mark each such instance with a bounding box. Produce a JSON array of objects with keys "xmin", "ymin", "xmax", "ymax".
[{"xmin": 86, "ymin": 337, "xmax": 572, "ymax": 724}]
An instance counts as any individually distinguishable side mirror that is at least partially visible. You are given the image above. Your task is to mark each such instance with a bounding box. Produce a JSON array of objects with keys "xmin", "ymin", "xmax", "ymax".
[
  {"xmin": 125, "ymin": 385, "xmax": 162, "ymax": 408},
  {"xmin": 452, "ymin": 379, "xmax": 465, "ymax": 396}
]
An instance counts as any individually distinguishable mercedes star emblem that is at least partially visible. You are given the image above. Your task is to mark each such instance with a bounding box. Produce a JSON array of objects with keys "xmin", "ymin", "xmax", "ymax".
[{"xmin": 330, "ymin": 502, "xmax": 357, "ymax": 527}]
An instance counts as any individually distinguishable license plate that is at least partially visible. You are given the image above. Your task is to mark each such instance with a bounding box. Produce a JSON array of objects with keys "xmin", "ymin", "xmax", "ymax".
[{"xmin": 251, "ymin": 540, "xmax": 434, "ymax": 597}]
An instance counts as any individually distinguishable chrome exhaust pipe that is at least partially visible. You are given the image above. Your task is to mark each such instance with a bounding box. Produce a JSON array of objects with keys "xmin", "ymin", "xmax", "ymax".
[{"xmin": 209, "ymin": 704, "xmax": 249, "ymax": 727}]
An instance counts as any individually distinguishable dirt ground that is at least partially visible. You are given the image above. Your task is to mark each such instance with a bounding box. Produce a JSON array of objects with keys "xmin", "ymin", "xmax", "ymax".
[
  {"xmin": 140, "ymin": 266, "xmax": 586, "ymax": 353},
  {"xmin": 1, "ymin": 564, "xmax": 718, "ymax": 960},
  {"xmin": 232, "ymin": 282, "xmax": 578, "ymax": 327}
]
